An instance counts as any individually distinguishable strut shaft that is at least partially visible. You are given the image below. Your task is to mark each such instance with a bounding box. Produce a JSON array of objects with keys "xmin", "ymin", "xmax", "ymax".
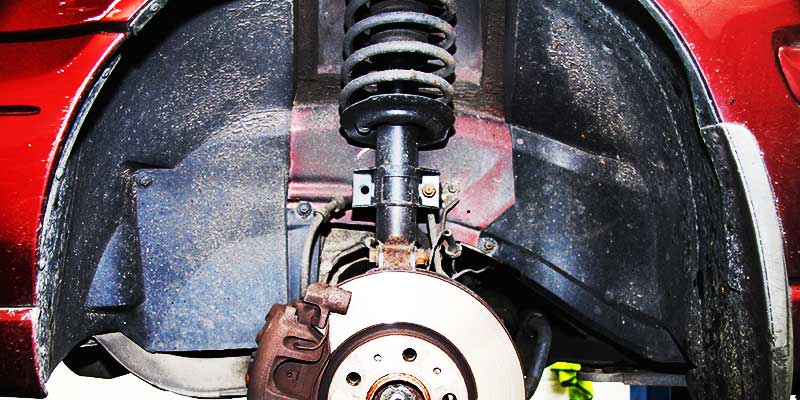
[{"xmin": 374, "ymin": 124, "xmax": 420, "ymax": 242}]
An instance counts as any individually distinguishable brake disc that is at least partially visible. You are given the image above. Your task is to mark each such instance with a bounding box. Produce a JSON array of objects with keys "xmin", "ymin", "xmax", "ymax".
[{"xmin": 321, "ymin": 270, "xmax": 525, "ymax": 400}]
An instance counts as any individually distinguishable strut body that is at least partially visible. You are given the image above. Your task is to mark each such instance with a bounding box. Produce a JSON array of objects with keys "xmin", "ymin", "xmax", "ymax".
[{"xmin": 339, "ymin": 0, "xmax": 457, "ymax": 266}]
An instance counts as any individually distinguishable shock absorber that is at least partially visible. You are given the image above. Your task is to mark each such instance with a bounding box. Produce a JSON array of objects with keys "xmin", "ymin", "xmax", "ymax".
[{"xmin": 340, "ymin": 0, "xmax": 457, "ymax": 268}]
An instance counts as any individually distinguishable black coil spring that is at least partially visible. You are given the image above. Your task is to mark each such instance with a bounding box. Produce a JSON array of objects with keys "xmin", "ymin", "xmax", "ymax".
[{"xmin": 339, "ymin": 0, "xmax": 457, "ymax": 111}]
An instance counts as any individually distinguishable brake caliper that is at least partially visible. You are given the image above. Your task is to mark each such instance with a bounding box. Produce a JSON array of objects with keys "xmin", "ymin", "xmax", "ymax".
[{"xmin": 246, "ymin": 283, "xmax": 351, "ymax": 400}]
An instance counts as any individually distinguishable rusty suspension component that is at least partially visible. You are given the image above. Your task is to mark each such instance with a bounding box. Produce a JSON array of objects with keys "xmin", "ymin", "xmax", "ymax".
[
  {"xmin": 341, "ymin": 0, "xmax": 457, "ymax": 267},
  {"xmin": 249, "ymin": 2, "xmax": 460, "ymax": 398},
  {"xmin": 246, "ymin": 283, "xmax": 351, "ymax": 400}
]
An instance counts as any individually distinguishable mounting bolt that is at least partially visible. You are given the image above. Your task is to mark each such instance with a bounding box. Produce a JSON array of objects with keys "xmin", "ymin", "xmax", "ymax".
[
  {"xmin": 446, "ymin": 182, "xmax": 460, "ymax": 194},
  {"xmin": 136, "ymin": 174, "xmax": 153, "ymax": 188},
  {"xmin": 296, "ymin": 202, "xmax": 313, "ymax": 218},
  {"xmin": 421, "ymin": 183, "xmax": 438, "ymax": 198},
  {"xmin": 479, "ymin": 237, "xmax": 498, "ymax": 255}
]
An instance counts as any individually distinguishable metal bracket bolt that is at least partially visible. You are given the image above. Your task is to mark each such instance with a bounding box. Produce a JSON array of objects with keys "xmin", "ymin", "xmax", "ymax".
[
  {"xmin": 478, "ymin": 237, "xmax": 498, "ymax": 255},
  {"xmin": 421, "ymin": 183, "xmax": 438, "ymax": 198},
  {"xmin": 136, "ymin": 174, "xmax": 153, "ymax": 188},
  {"xmin": 296, "ymin": 202, "xmax": 313, "ymax": 218}
]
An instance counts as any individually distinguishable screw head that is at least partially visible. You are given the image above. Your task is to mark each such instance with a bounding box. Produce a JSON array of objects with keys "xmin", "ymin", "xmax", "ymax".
[
  {"xmin": 136, "ymin": 175, "xmax": 153, "ymax": 188},
  {"xmin": 446, "ymin": 182, "xmax": 459, "ymax": 194},
  {"xmin": 479, "ymin": 237, "xmax": 498, "ymax": 255},
  {"xmin": 297, "ymin": 202, "xmax": 312, "ymax": 217},
  {"xmin": 421, "ymin": 183, "xmax": 437, "ymax": 198}
]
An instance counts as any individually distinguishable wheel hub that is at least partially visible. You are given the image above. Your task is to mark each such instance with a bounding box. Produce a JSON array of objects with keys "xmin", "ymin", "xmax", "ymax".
[{"xmin": 320, "ymin": 327, "xmax": 471, "ymax": 400}]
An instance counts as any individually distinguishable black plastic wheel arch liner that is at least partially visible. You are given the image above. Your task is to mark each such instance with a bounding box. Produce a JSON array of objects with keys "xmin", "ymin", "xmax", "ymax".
[
  {"xmin": 496, "ymin": 0, "xmax": 791, "ymax": 398},
  {"xmin": 37, "ymin": 0, "xmax": 295, "ymax": 368},
  {"xmin": 31, "ymin": 0, "xmax": 791, "ymax": 398}
]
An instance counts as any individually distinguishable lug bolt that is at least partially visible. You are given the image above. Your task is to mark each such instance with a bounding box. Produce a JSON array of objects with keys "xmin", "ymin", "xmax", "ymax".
[{"xmin": 421, "ymin": 183, "xmax": 438, "ymax": 198}]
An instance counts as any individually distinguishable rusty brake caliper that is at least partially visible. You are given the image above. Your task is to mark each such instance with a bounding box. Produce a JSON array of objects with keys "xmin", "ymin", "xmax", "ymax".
[{"xmin": 246, "ymin": 283, "xmax": 351, "ymax": 400}]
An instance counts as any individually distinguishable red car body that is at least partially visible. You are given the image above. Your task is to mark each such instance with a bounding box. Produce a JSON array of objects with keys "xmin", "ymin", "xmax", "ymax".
[{"xmin": 0, "ymin": 0, "xmax": 798, "ymax": 395}]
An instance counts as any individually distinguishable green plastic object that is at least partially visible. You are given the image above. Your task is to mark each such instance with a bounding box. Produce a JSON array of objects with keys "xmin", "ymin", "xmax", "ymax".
[{"xmin": 549, "ymin": 362, "xmax": 594, "ymax": 400}]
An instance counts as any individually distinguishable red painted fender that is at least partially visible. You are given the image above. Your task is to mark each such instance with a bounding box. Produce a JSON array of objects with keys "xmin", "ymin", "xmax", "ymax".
[
  {"xmin": 0, "ymin": 0, "xmax": 151, "ymax": 394},
  {"xmin": 651, "ymin": 0, "xmax": 800, "ymax": 276},
  {"xmin": 0, "ymin": 0, "xmax": 798, "ymax": 395}
]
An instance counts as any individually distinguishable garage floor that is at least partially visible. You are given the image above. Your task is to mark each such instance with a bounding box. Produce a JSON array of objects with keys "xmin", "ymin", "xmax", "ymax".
[{"xmin": 3, "ymin": 363, "xmax": 631, "ymax": 400}]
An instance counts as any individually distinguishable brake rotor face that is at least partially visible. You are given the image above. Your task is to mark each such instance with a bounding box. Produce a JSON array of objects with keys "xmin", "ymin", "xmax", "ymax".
[
  {"xmin": 320, "ymin": 270, "xmax": 525, "ymax": 400},
  {"xmin": 319, "ymin": 323, "xmax": 473, "ymax": 400}
]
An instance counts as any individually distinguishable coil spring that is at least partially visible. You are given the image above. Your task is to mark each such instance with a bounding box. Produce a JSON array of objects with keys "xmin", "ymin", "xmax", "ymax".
[{"xmin": 339, "ymin": 0, "xmax": 457, "ymax": 115}]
